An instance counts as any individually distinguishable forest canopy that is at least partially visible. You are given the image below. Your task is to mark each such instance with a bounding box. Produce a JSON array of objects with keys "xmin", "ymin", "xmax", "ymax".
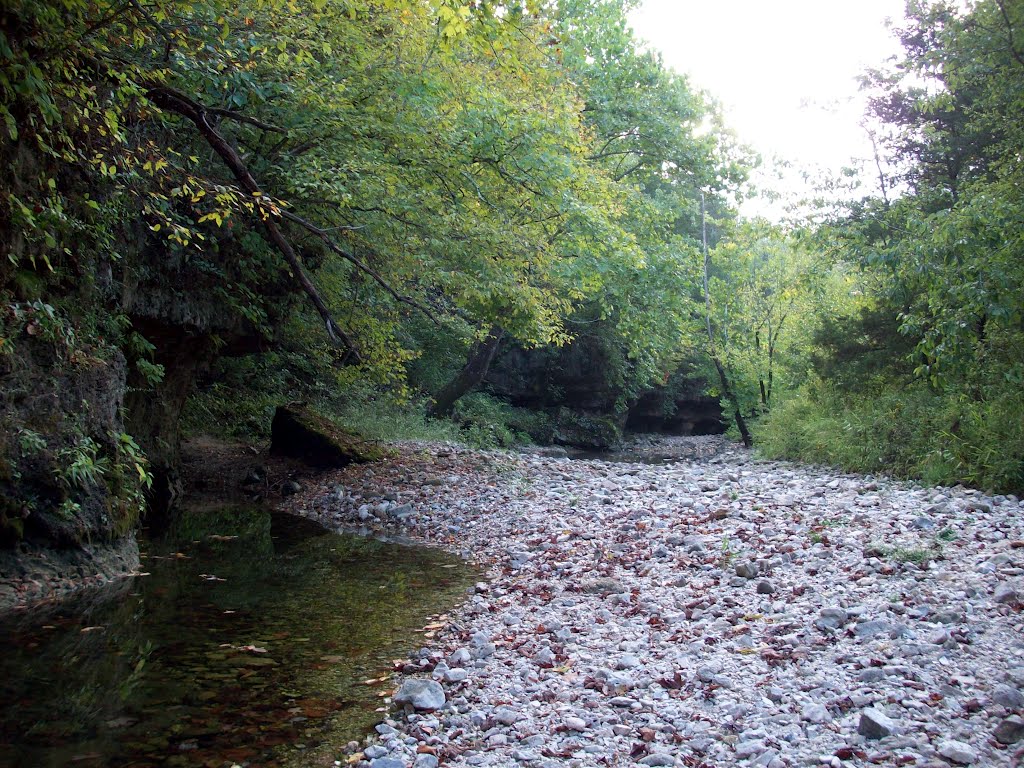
[
  {"xmin": 1, "ymin": 0, "xmax": 1022, "ymax": 551},
  {"xmin": 0, "ymin": 0, "xmax": 743, "ymax": 379}
]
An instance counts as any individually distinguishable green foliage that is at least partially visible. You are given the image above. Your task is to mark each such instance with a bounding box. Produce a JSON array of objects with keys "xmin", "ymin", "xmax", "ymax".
[
  {"xmin": 2, "ymin": 0, "xmax": 749, "ymax": 406},
  {"xmin": 127, "ymin": 333, "xmax": 165, "ymax": 387},
  {"xmin": 760, "ymin": 0, "xmax": 1024, "ymax": 491},
  {"xmin": 867, "ymin": 543, "xmax": 942, "ymax": 566},
  {"xmin": 2, "ymin": 0, "xmax": 758, "ymax": 555},
  {"xmin": 182, "ymin": 354, "xmax": 297, "ymax": 441},
  {"xmin": 450, "ymin": 393, "xmax": 546, "ymax": 448},
  {"xmin": 16, "ymin": 428, "xmax": 46, "ymax": 457},
  {"xmin": 185, "ymin": 346, "xmax": 546, "ymax": 450},
  {"xmin": 59, "ymin": 437, "xmax": 109, "ymax": 491},
  {"xmin": 756, "ymin": 377, "xmax": 1024, "ymax": 494}
]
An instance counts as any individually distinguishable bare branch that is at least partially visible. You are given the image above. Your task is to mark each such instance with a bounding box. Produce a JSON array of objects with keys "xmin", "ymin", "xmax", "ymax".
[
  {"xmin": 149, "ymin": 85, "xmax": 287, "ymax": 133},
  {"xmin": 207, "ymin": 106, "xmax": 288, "ymax": 133}
]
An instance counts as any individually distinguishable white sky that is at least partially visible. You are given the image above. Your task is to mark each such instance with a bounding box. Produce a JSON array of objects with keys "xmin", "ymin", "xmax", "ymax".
[{"xmin": 627, "ymin": 0, "xmax": 908, "ymax": 218}]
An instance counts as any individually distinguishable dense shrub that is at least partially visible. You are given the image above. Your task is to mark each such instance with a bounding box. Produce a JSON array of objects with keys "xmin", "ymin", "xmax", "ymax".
[{"xmin": 756, "ymin": 378, "xmax": 1024, "ymax": 494}]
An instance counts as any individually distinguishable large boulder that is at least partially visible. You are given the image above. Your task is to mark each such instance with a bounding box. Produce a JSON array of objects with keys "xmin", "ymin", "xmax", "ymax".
[{"xmin": 270, "ymin": 405, "xmax": 386, "ymax": 468}]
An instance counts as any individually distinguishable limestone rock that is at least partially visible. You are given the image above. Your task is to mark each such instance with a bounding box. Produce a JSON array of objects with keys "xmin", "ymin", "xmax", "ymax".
[
  {"xmin": 394, "ymin": 679, "xmax": 446, "ymax": 711},
  {"xmin": 858, "ymin": 708, "xmax": 897, "ymax": 739},
  {"xmin": 937, "ymin": 739, "xmax": 977, "ymax": 765}
]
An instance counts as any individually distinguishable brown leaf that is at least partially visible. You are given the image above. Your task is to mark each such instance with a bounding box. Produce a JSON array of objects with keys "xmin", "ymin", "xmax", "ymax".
[
  {"xmin": 658, "ymin": 671, "xmax": 684, "ymax": 690},
  {"xmin": 629, "ymin": 742, "xmax": 649, "ymax": 758}
]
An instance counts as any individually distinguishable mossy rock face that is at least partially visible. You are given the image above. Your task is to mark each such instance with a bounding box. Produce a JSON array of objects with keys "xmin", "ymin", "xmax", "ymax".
[
  {"xmin": 270, "ymin": 406, "xmax": 389, "ymax": 469},
  {"xmin": 0, "ymin": 336, "xmax": 139, "ymax": 548},
  {"xmin": 551, "ymin": 408, "xmax": 622, "ymax": 451}
]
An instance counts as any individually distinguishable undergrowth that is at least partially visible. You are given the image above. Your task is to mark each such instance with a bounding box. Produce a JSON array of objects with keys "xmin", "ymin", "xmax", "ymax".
[
  {"xmin": 182, "ymin": 353, "xmax": 545, "ymax": 450},
  {"xmin": 756, "ymin": 377, "xmax": 1024, "ymax": 495}
]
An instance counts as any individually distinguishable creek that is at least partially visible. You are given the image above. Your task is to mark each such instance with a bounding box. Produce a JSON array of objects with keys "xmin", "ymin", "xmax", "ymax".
[{"xmin": 0, "ymin": 506, "xmax": 477, "ymax": 768}]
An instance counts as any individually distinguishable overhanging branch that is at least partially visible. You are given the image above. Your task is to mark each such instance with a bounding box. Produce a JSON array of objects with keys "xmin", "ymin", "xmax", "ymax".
[
  {"xmin": 146, "ymin": 84, "xmax": 359, "ymax": 359},
  {"xmin": 279, "ymin": 209, "xmax": 439, "ymax": 324}
]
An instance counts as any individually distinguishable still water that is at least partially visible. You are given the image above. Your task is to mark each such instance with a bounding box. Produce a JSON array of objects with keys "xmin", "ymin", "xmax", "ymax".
[{"xmin": 0, "ymin": 508, "xmax": 476, "ymax": 768}]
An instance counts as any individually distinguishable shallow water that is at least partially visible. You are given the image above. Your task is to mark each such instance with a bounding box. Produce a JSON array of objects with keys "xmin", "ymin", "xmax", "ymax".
[{"xmin": 0, "ymin": 508, "xmax": 476, "ymax": 768}]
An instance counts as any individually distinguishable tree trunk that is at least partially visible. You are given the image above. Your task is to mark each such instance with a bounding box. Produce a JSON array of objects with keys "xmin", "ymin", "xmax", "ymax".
[
  {"xmin": 711, "ymin": 355, "xmax": 753, "ymax": 448},
  {"xmin": 755, "ymin": 329, "xmax": 768, "ymax": 407},
  {"xmin": 701, "ymin": 192, "xmax": 752, "ymax": 448},
  {"xmin": 428, "ymin": 325, "xmax": 506, "ymax": 418}
]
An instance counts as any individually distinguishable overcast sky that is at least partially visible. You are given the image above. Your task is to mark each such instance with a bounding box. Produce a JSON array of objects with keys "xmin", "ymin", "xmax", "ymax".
[{"xmin": 627, "ymin": 0, "xmax": 908, "ymax": 217}]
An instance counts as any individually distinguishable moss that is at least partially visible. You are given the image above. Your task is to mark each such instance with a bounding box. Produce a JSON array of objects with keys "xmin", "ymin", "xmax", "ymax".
[
  {"xmin": 551, "ymin": 408, "xmax": 622, "ymax": 450},
  {"xmin": 270, "ymin": 405, "xmax": 392, "ymax": 468}
]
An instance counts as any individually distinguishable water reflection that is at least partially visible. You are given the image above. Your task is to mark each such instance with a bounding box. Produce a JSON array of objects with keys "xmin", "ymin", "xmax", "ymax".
[{"xmin": 0, "ymin": 508, "xmax": 475, "ymax": 768}]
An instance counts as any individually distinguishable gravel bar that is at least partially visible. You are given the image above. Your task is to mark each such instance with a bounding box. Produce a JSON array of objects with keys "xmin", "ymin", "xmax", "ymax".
[{"xmin": 286, "ymin": 435, "xmax": 1024, "ymax": 768}]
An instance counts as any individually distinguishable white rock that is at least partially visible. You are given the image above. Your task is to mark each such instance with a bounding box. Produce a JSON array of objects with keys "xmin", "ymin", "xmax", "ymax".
[
  {"xmin": 858, "ymin": 708, "xmax": 898, "ymax": 739},
  {"xmin": 937, "ymin": 739, "xmax": 978, "ymax": 765},
  {"xmin": 394, "ymin": 679, "xmax": 445, "ymax": 711},
  {"xmin": 563, "ymin": 716, "xmax": 587, "ymax": 732}
]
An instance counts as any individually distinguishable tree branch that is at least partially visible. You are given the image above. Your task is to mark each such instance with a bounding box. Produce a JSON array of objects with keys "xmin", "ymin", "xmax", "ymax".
[
  {"xmin": 145, "ymin": 85, "xmax": 360, "ymax": 359},
  {"xmin": 995, "ymin": 0, "xmax": 1024, "ymax": 68},
  {"xmin": 128, "ymin": 0, "xmax": 174, "ymax": 61},
  {"xmin": 207, "ymin": 106, "xmax": 288, "ymax": 133},
  {"xmin": 150, "ymin": 85, "xmax": 287, "ymax": 133},
  {"xmin": 278, "ymin": 209, "xmax": 440, "ymax": 324}
]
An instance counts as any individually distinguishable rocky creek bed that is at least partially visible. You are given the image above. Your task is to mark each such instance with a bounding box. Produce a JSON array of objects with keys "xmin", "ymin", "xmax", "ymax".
[{"xmin": 284, "ymin": 434, "xmax": 1024, "ymax": 768}]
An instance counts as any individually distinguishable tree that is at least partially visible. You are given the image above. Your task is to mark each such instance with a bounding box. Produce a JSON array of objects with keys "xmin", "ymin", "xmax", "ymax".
[{"xmin": 762, "ymin": 0, "xmax": 1024, "ymax": 491}]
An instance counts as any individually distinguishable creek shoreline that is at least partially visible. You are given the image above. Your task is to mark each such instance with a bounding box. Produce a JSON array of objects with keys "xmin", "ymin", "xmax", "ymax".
[
  {"xmin": 0, "ymin": 534, "xmax": 141, "ymax": 618},
  {"xmin": 283, "ymin": 434, "xmax": 1024, "ymax": 767},
  {"xmin": 4, "ymin": 433, "xmax": 1023, "ymax": 766},
  {"xmin": 0, "ymin": 435, "xmax": 317, "ymax": 617}
]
